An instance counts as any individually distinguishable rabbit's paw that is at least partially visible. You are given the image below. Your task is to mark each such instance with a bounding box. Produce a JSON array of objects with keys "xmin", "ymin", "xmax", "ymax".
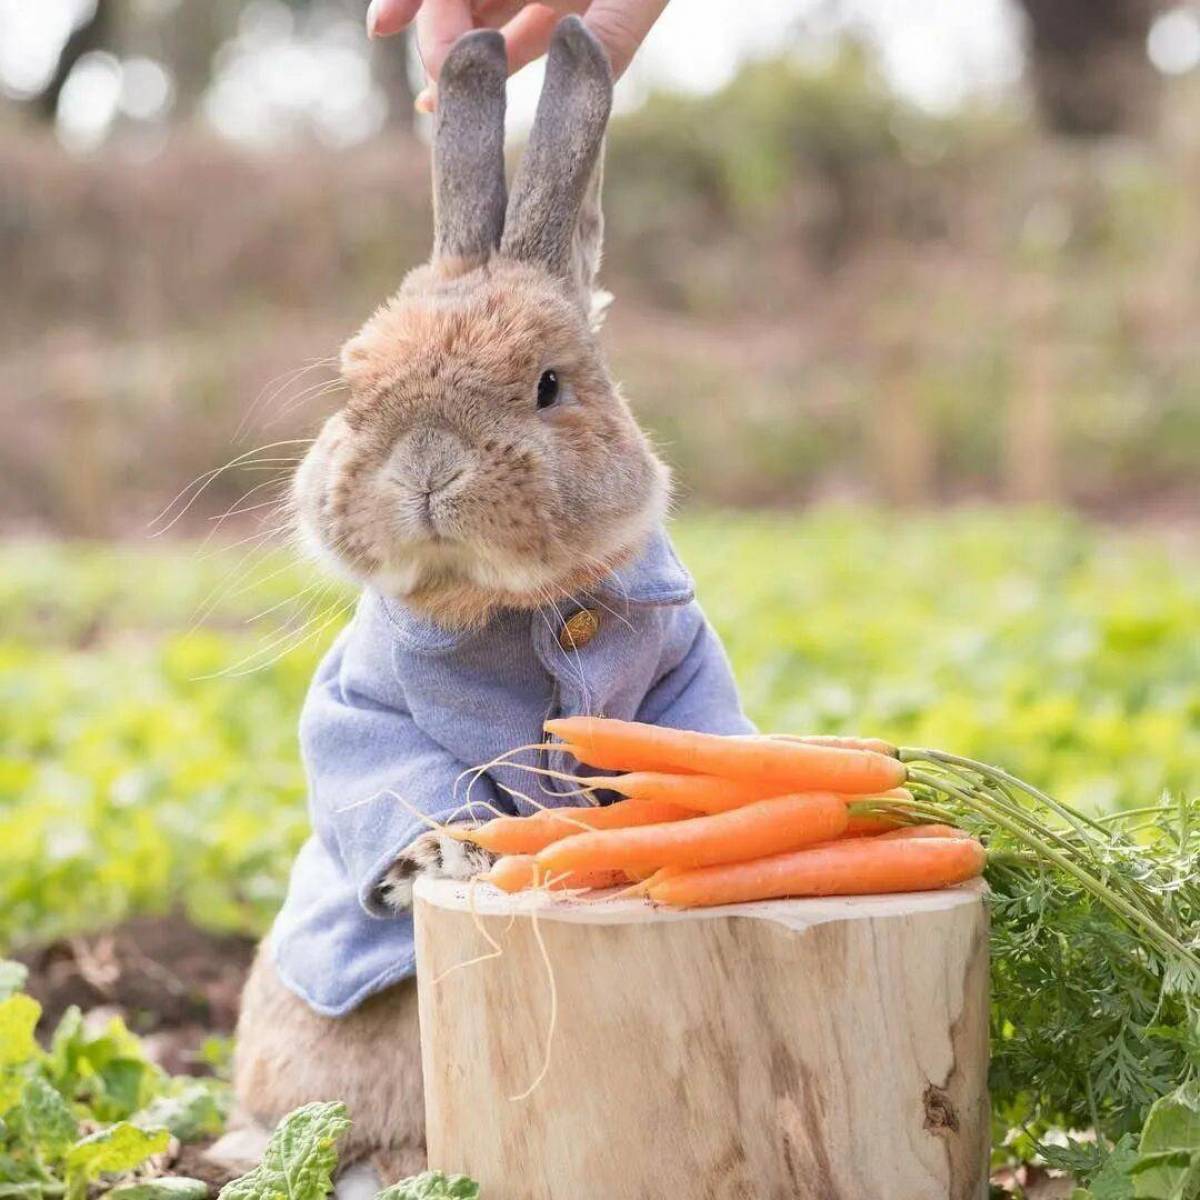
[{"xmin": 375, "ymin": 829, "xmax": 496, "ymax": 912}]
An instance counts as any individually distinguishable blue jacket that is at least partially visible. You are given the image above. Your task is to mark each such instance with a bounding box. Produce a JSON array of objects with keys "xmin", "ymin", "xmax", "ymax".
[{"xmin": 270, "ymin": 526, "xmax": 754, "ymax": 1016}]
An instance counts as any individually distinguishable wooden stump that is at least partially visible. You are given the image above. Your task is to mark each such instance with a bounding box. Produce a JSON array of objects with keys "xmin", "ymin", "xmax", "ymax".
[{"xmin": 414, "ymin": 878, "xmax": 989, "ymax": 1200}]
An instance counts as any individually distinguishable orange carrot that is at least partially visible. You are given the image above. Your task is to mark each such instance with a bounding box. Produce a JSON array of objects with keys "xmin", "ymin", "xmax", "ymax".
[
  {"xmin": 536, "ymin": 793, "xmax": 849, "ymax": 875},
  {"xmin": 877, "ymin": 823, "xmax": 970, "ymax": 841},
  {"xmin": 464, "ymin": 799, "xmax": 692, "ymax": 855},
  {"xmin": 646, "ymin": 837, "xmax": 986, "ymax": 908},
  {"xmin": 609, "ymin": 774, "xmax": 917, "ymax": 819},
  {"xmin": 841, "ymin": 813, "xmax": 905, "ymax": 838},
  {"xmin": 546, "ymin": 717, "xmax": 906, "ymax": 794},
  {"xmin": 767, "ymin": 733, "xmax": 899, "ymax": 758},
  {"xmin": 481, "ymin": 855, "xmax": 628, "ymax": 894},
  {"xmin": 604, "ymin": 771, "xmax": 787, "ymax": 813}
]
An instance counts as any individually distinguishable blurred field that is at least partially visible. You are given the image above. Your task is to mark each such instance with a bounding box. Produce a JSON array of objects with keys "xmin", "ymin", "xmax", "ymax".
[
  {"xmin": 5, "ymin": 50, "xmax": 1200, "ymax": 533},
  {"xmin": 3, "ymin": 507, "xmax": 1198, "ymax": 948}
]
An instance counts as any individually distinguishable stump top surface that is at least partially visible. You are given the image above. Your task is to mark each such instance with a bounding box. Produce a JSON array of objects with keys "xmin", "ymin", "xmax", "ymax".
[{"xmin": 414, "ymin": 876, "xmax": 985, "ymax": 929}]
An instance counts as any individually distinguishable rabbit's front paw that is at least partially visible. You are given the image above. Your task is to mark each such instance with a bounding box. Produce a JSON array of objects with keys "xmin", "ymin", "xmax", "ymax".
[{"xmin": 375, "ymin": 829, "xmax": 496, "ymax": 912}]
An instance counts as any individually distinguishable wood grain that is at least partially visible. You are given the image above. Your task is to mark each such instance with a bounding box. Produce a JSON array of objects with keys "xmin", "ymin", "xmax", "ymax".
[{"xmin": 414, "ymin": 879, "xmax": 989, "ymax": 1200}]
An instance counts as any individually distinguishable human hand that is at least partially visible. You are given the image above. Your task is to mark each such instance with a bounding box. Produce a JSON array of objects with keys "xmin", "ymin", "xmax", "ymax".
[{"xmin": 366, "ymin": 0, "xmax": 668, "ymax": 109}]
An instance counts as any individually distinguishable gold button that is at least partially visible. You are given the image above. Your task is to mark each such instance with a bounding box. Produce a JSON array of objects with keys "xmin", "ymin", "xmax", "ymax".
[{"xmin": 559, "ymin": 607, "xmax": 600, "ymax": 651}]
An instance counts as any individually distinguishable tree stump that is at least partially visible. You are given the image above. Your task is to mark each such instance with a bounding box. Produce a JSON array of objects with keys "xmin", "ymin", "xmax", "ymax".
[{"xmin": 414, "ymin": 878, "xmax": 989, "ymax": 1200}]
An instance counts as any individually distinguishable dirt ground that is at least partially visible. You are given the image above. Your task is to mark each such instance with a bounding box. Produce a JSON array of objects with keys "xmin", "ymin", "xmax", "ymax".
[{"xmin": 15, "ymin": 915, "xmax": 256, "ymax": 1075}]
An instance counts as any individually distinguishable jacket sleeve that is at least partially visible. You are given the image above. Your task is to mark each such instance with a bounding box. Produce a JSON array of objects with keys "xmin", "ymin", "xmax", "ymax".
[
  {"xmin": 636, "ymin": 605, "xmax": 757, "ymax": 736},
  {"xmin": 298, "ymin": 596, "xmax": 506, "ymax": 918}
]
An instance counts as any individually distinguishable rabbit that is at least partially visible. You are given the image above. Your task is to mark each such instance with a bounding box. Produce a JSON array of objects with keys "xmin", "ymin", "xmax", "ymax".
[{"xmin": 225, "ymin": 16, "xmax": 753, "ymax": 1187}]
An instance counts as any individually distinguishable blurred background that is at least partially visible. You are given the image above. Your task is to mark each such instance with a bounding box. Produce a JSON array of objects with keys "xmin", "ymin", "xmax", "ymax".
[
  {"xmin": 5, "ymin": 0, "xmax": 1200, "ymax": 524},
  {"xmin": 3, "ymin": 0, "xmax": 1200, "ymax": 1023}
]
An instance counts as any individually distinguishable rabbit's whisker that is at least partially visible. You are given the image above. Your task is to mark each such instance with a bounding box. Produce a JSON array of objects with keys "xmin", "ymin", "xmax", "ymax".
[
  {"xmin": 151, "ymin": 440, "xmax": 314, "ymax": 536},
  {"xmin": 236, "ymin": 356, "xmax": 338, "ymax": 443}
]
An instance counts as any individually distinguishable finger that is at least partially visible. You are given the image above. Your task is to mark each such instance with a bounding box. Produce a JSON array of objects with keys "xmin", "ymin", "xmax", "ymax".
[
  {"xmin": 583, "ymin": 0, "xmax": 668, "ymax": 76},
  {"xmin": 473, "ymin": 0, "xmax": 528, "ymax": 26},
  {"xmin": 416, "ymin": 0, "xmax": 476, "ymax": 80},
  {"xmin": 366, "ymin": 0, "xmax": 424, "ymax": 38},
  {"xmin": 498, "ymin": 3, "xmax": 563, "ymax": 75}
]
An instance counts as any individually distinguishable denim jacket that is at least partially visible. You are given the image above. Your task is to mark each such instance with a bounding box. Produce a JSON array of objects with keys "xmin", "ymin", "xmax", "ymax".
[{"xmin": 270, "ymin": 525, "xmax": 753, "ymax": 1016}]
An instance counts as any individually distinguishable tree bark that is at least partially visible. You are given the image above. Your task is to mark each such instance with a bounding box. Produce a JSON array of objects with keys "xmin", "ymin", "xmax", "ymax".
[
  {"xmin": 1017, "ymin": 0, "xmax": 1165, "ymax": 137},
  {"xmin": 415, "ymin": 878, "xmax": 990, "ymax": 1200}
]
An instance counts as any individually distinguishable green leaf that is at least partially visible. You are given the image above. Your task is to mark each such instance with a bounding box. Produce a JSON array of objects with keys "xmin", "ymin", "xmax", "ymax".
[
  {"xmin": 48, "ymin": 1008, "xmax": 162, "ymax": 1122},
  {"xmin": 0, "ymin": 1183, "xmax": 43, "ymax": 1199},
  {"xmin": 1133, "ymin": 1083, "xmax": 1200, "ymax": 1200},
  {"xmin": 217, "ymin": 1101, "xmax": 350, "ymax": 1200},
  {"xmin": 99, "ymin": 1059, "xmax": 157, "ymax": 1122},
  {"xmin": 48, "ymin": 1009, "xmax": 84, "ymax": 1076},
  {"xmin": 0, "ymin": 995, "xmax": 42, "ymax": 1116},
  {"xmin": 0, "ymin": 996, "xmax": 40, "ymax": 1068},
  {"xmin": 106, "ymin": 1177, "xmax": 210, "ymax": 1200},
  {"xmin": 1088, "ymin": 1135, "xmax": 1138, "ymax": 1200},
  {"xmin": 134, "ymin": 1085, "xmax": 225, "ymax": 1143},
  {"xmin": 375, "ymin": 1171, "xmax": 481, "ymax": 1200},
  {"xmin": 66, "ymin": 1123, "xmax": 170, "ymax": 1200},
  {"xmin": 18, "ymin": 1073, "xmax": 80, "ymax": 1158},
  {"xmin": 0, "ymin": 965, "xmax": 28, "ymax": 1003}
]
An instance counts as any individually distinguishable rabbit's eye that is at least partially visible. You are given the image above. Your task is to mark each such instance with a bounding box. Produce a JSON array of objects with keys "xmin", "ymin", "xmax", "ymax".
[{"xmin": 536, "ymin": 369, "xmax": 560, "ymax": 410}]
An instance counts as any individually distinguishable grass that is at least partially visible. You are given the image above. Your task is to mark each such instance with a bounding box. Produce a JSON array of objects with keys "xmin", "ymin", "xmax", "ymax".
[{"xmin": 2, "ymin": 507, "xmax": 1199, "ymax": 947}]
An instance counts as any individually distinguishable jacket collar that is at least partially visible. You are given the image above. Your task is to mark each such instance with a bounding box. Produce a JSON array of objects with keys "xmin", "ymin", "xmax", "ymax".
[
  {"xmin": 377, "ymin": 524, "xmax": 694, "ymax": 655},
  {"xmin": 588, "ymin": 525, "xmax": 695, "ymax": 608}
]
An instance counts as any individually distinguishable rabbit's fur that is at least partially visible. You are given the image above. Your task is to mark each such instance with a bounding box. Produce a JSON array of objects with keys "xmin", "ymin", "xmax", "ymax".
[
  {"xmin": 230, "ymin": 19, "xmax": 654, "ymax": 1180},
  {"xmin": 233, "ymin": 944, "xmax": 425, "ymax": 1183},
  {"xmin": 292, "ymin": 26, "xmax": 667, "ymax": 636}
]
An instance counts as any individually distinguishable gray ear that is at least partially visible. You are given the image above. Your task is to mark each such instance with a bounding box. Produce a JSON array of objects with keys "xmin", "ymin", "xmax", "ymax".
[
  {"xmin": 432, "ymin": 30, "xmax": 508, "ymax": 266},
  {"xmin": 500, "ymin": 16, "xmax": 613, "ymax": 284},
  {"xmin": 570, "ymin": 148, "xmax": 605, "ymax": 309}
]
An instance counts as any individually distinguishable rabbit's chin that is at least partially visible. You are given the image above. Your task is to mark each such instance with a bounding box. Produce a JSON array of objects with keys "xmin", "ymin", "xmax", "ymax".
[{"xmin": 295, "ymin": 503, "xmax": 661, "ymax": 629}]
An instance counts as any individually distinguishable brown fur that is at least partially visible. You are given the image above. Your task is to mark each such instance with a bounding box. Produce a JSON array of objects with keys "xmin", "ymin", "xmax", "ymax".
[
  {"xmin": 293, "ymin": 259, "xmax": 669, "ymax": 630},
  {"xmin": 236, "ymin": 18, "xmax": 648, "ymax": 1178},
  {"xmin": 234, "ymin": 947, "xmax": 425, "ymax": 1183}
]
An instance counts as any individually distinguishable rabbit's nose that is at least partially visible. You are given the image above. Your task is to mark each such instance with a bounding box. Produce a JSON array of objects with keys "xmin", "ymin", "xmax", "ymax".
[{"xmin": 396, "ymin": 427, "xmax": 470, "ymax": 495}]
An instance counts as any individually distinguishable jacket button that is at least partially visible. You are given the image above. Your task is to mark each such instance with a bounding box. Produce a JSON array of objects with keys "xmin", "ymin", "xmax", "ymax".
[{"xmin": 559, "ymin": 608, "xmax": 600, "ymax": 650}]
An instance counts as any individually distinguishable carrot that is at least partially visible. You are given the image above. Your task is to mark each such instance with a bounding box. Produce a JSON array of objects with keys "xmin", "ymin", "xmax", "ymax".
[
  {"xmin": 608, "ymin": 774, "xmax": 917, "ymax": 818},
  {"xmin": 841, "ymin": 813, "xmax": 905, "ymax": 838},
  {"xmin": 767, "ymin": 733, "xmax": 899, "ymax": 758},
  {"xmin": 646, "ymin": 836, "xmax": 986, "ymax": 908},
  {"xmin": 464, "ymin": 799, "xmax": 692, "ymax": 856},
  {"xmin": 481, "ymin": 855, "xmax": 628, "ymax": 894},
  {"xmin": 536, "ymin": 793, "xmax": 849, "ymax": 875},
  {"xmin": 877, "ymin": 823, "xmax": 970, "ymax": 841},
  {"xmin": 604, "ymin": 771, "xmax": 785, "ymax": 813},
  {"xmin": 546, "ymin": 717, "xmax": 906, "ymax": 794}
]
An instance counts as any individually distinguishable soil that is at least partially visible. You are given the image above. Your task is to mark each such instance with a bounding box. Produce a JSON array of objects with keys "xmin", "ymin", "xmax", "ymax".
[{"xmin": 14, "ymin": 913, "xmax": 257, "ymax": 1075}]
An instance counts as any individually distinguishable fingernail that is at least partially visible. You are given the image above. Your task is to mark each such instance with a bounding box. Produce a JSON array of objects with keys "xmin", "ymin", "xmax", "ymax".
[
  {"xmin": 366, "ymin": 0, "xmax": 380, "ymax": 37},
  {"xmin": 415, "ymin": 86, "xmax": 436, "ymax": 114}
]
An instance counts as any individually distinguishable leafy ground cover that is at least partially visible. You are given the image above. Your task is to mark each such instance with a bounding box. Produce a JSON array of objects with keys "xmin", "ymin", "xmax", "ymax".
[
  {"xmin": 2, "ymin": 508, "xmax": 1199, "ymax": 1197},
  {"xmin": 3, "ymin": 508, "xmax": 1198, "ymax": 946}
]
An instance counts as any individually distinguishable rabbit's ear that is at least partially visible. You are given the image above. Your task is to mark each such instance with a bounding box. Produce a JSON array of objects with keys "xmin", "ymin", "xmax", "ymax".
[
  {"xmin": 500, "ymin": 16, "xmax": 612, "ymax": 294},
  {"xmin": 432, "ymin": 30, "xmax": 508, "ymax": 271},
  {"xmin": 570, "ymin": 149, "xmax": 606, "ymax": 314}
]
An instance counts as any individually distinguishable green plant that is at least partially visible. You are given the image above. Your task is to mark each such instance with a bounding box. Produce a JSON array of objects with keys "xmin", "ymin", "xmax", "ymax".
[
  {"xmin": 215, "ymin": 1103, "xmax": 480, "ymax": 1200},
  {"xmin": 0, "ymin": 961, "xmax": 224, "ymax": 1200},
  {"xmin": 873, "ymin": 758, "xmax": 1199, "ymax": 1194}
]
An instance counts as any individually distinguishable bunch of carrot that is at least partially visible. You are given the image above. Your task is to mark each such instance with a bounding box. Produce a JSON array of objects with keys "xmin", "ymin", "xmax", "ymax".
[{"xmin": 465, "ymin": 717, "xmax": 985, "ymax": 908}]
